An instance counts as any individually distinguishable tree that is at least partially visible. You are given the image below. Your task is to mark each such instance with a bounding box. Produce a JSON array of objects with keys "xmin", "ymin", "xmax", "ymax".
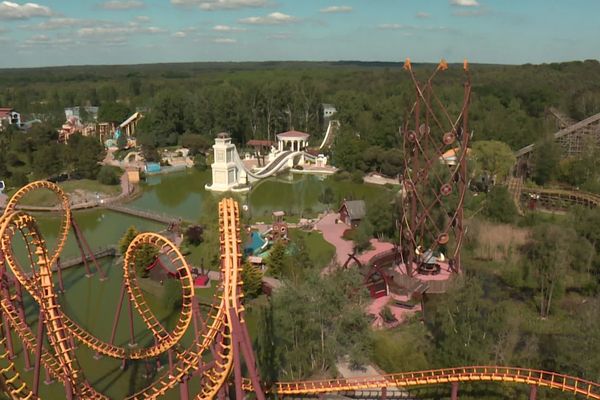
[
  {"xmin": 266, "ymin": 240, "xmax": 287, "ymax": 278},
  {"xmin": 354, "ymin": 220, "xmax": 373, "ymax": 252},
  {"xmin": 522, "ymin": 224, "xmax": 574, "ymax": 318},
  {"xmin": 482, "ymin": 186, "xmax": 518, "ymax": 223},
  {"xmin": 120, "ymin": 226, "xmax": 139, "ymax": 254},
  {"xmin": 241, "ymin": 261, "xmax": 263, "ymax": 299},
  {"xmin": 472, "ymin": 140, "xmax": 516, "ymax": 182},
  {"xmin": 257, "ymin": 267, "xmax": 371, "ymax": 380},
  {"xmin": 193, "ymin": 154, "xmax": 207, "ymax": 171},
  {"xmin": 185, "ymin": 225, "xmax": 204, "ymax": 246},
  {"xmin": 181, "ymin": 134, "xmax": 210, "ymax": 155},
  {"xmin": 32, "ymin": 144, "xmax": 63, "ymax": 178},
  {"xmin": 116, "ymin": 130, "xmax": 128, "ymax": 150},
  {"xmin": 532, "ymin": 134, "xmax": 561, "ymax": 185},
  {"xmin": 429, "ymin": 276, "xmax": 506, "ymax": 366},
  {"xmin": 134, "ymin": 244, "xmax": 159, "ymax": 278},
  {"xmin": 65, "ymin": 134, "xmax": 105, "ymax": 179},
  {"xmin": 97, "ymin": 165, "xmax": 121, "ymax": 185},
  {"xmin": 8, "ymin": 171, "xmax": 28, "ymax": 188},
  {"xmin": 318, "ymin": 186, "xmax": 334, "ymax": 207},
  {"xmin": 99, "ymin": 102, "xmax": 131, "ymax": 123},
  {"xmin": 367, "ymin": 193, "xmax": 397, "ymax": 239}
]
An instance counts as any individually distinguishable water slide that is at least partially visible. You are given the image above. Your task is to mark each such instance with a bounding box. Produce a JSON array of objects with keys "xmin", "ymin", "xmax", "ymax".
[
  {"xmin": 233, "ymin": 148, "xmax": 304, "ymax": 182},
  {"xmin": 318, "ymin": 120, "xmax": 340, "ymax": 150}
]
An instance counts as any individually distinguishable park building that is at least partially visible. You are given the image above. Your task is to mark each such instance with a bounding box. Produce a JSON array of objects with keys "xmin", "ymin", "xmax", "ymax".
[
  {"xmin": 0, "ymin": 107, "xmax": 21, "ymax": 130},
  {"xmin": 322, "ymin": 103, "xmax": 337, "ymax": 119}
]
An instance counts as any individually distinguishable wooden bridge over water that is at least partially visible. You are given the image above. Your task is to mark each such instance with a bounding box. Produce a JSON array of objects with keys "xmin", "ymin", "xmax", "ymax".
[{"xmin": 103, "ymin": 204, "xmax": 193, "ymax": 225}]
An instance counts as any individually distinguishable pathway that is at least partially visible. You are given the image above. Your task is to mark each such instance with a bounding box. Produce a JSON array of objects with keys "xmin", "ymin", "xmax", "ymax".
[{"xmin": 315, "ymin": 213, "xmax": 393, "ymax": 268}]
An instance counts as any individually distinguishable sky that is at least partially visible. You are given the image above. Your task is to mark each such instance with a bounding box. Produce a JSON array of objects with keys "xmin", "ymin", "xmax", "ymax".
[{"xmin": 0, "ymin": 0, "xmax": 599, "ymax": 68}]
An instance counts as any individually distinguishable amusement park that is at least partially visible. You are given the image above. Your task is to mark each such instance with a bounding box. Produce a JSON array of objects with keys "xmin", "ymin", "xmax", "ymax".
[{"xmin": 2, "ymin": 55, "xmax": 600, "ymax": 400}]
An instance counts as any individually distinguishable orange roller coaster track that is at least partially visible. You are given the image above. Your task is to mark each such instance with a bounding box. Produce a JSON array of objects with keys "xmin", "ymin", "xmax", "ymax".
[{"xmin": 1, "ymin": 181, "xmax": 599, "ymax": 399}]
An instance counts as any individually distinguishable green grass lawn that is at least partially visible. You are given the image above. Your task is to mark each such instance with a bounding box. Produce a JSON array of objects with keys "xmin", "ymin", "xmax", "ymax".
[
  {"xmin": 288, "ymin": 228, "xmax": 335, "ymax": 269},
  {"xmin": 5, "ymin": 179, "xmax": 122, "ymax": 206}
]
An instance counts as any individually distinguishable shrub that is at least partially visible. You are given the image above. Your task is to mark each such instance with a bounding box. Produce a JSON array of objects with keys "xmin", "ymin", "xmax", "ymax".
[
  {"xmin": 351, "ymin": 170, "xmax": 364, "ymax": 184},
  {"xmin": 332, "ymin": 170, "xmax": 351, "ymax": 181},
  {"xmin": 380, "ymin": 306, "xmax": 397, "ymax": 323},
  {"xmin": 482, "ymin": 186, "xmax": 518, "ymax": 223},
  {"xmin": 194, "ymin": 154, "xmax": 207, "ymax": 171},
  {"xmin": 185, "ymin": 225, "xmax": 204, "ymax": 246},
  {"xmin": 97, "ymin": 165, "xmax": 121, "ymax": 185},
  {"xmin": 342, "ymin": 228, "xmax": 356, "ymax": 241}
]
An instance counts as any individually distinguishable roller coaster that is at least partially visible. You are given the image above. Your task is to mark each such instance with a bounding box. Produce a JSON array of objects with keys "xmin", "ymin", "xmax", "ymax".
[{"xmin": 0, "ymin": 181, "xmax": 599, "ymax": 400}]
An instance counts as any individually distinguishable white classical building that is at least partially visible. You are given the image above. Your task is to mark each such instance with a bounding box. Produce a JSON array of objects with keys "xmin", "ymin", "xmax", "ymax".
[
  {"xmin": 276, "ymin": 130, "xmax": 310, "ymax": 152},
  {"xmin": 206, "ymin": 132, "xmax": 243, "ymax": 192}
]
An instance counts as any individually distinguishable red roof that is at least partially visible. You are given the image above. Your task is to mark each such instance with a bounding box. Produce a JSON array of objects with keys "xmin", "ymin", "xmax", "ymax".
[
  {"xmin": 276, "ymin": 130, "xmax": 310, "ymax": 139},
  {"xmin": 247, "ymin": 139, "xmax": 274, "ymax": 147},
  {"xmin": 0, "ymin": 108, "xmax": 14, "ymax": 117},
  {"xmin": 145, "ymin": 257, "xmax": 177, "ymax": 277},
  {"xmin": 194, "ymin": 275, "xmax": 209, "ymax": 287}
]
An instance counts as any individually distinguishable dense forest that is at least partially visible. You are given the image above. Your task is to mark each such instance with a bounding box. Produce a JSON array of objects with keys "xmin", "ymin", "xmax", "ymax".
[{"xmin": 2, "ymin": 60, "xmax": 600, "ymax": 150}]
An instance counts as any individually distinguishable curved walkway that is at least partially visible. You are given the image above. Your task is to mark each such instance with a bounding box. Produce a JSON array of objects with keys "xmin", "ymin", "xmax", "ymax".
[
  {"xmin": 0, "ymin": 173, "xmax": 139, "ymax": 212},
  {"xmin": 315, "ymin": 213, "xmax": 394, "ymax": 268}
]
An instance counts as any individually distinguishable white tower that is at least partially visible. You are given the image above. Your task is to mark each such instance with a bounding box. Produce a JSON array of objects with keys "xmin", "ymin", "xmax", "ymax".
[{"xmin": 206, "ymin": 132, "xmax": 239, "ymax": 192}]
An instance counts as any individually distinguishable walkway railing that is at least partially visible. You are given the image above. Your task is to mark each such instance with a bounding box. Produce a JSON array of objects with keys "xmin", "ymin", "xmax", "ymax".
[{"xmin": 103, "ymin": 204, "xmax": 192, "ymax": 225}]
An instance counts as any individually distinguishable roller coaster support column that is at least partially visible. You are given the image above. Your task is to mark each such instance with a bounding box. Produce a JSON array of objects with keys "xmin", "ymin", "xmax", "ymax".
[
  {"xmin": 381, "ymin": 386, "xmax": 387, "ymax": 399},
  {"xmin": 126, "ymin": 287, "xmax": 137, "ymax": 347},
  {"xmin": 529, "ymin": 385, "xmax": 537, "ymax": 400},
  {"xmin": 32, "ymin": 311, "xmax": 45, "ymax": 396},
  {"xmin": 451, "ymin": 382, "xmax": 459, "ymax": 400},
  {"xmin": 232, "ymin": 302, "xmax": 266, "ymax": 400},
  {"xmin": 179, "ymin": 376, "xmax": 189, "ymax": 400},
  {"xmin": 72, "ymin": 219, "xmax": 93, "ymax": 277},
  {"xmin": 72, "ymin": 218, "xmax": 106, "ymax": 280},
  {"xmin": 0, "ymin": 261, "xmax": 15, "ymax": 360},
  {"xmin": 14, "ymin": 280, "xmax": 32, "ymax": 370},
  {"xmin": 56, "ymin": 256, "xmax": 65, "ymax": 292},
  {"xmin": 109, "ymin": 281, "xmax": 127, "ymax": 350}
]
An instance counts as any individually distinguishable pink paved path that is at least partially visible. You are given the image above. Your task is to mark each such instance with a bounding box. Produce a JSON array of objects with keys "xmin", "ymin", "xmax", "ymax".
[{"xmin": 316, "ymin": 212, "xmax": 393, "ymax": 267}]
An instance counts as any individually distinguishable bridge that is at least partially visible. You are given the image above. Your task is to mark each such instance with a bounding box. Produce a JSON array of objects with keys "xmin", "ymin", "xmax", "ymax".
[
  {"xmin": 102, "ymin": 203, "xmax": 193, "ymax": 225},
  {"xmin": 57, "ymin": 246, "xmax": 116, "ymax": 270}
]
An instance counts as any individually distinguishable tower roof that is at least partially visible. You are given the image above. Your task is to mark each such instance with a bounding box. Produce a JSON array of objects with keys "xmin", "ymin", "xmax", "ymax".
[{"xmin": 276, "ymin": 130, "xmax": 310, "ymax": 139}]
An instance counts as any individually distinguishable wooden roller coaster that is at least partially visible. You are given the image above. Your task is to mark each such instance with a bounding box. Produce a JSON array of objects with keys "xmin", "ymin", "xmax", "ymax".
[{"xmin": 1, "ymin": 181, "xmax": 599, "ymax": 399}]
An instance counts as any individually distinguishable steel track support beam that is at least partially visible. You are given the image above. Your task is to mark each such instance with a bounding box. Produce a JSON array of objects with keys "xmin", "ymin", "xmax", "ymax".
[
  {"xmin": 451, "ymin": 382, "xmax": 459, "ymax": 400},
  {"xmin": 529, "ymin": 385, "xmax": 537, "ymax": 400},
  {"xmin": 72, "ymin": 218, "xmax": 106, "ymax": 280},
  {"xmin": 127, "ymin": 291, "xmax": 137, "ymax": 347},
  {"xmin": 179, "ymin": 376, "xmax": 190, "ymax": 400},
  {"xmin": 15, "ymin": 281, "xmax": 32, "ymax": 370},
  {"xmin": 233, "ymin": 301, "xmax": 266, "ymax": 400},
  {"xmin": 56, "ymin": 256, "xmax": 65, "ymax": 293},
  {"xmin": 109, "ymin": 281, "xmax": 127, "ymax": 346},
  {"xmin": 32, "ymin": 311, "xmax": 45, "ymax": 396}
]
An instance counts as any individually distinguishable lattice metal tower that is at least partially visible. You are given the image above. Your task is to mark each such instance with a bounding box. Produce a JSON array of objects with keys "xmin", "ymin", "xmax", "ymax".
[{"xmin": 399, "ymin": 59, "xmax": 471, "ymax": 276}]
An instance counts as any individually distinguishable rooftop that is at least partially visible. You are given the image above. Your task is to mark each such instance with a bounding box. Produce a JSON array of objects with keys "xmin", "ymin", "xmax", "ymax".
[
  {"xmin": 276, "ymin": 130, "xmax": 310, "ymax": 139},
  {"xmin": 340, "ymin": 200, "xmax": 366, "ymax": 220},
  {"xmin": 247, "ymin": 139, "xmax": 273, "ymax": 147}
]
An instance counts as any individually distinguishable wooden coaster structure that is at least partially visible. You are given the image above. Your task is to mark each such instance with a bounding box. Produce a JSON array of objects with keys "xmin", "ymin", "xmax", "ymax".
[
  {"xmin": 399, "ymin": 59, "xmax": 471, "ymax": 276},
  {"xmin": 0, "ymin": 181, "xmax": 599, "ymax": 400}
]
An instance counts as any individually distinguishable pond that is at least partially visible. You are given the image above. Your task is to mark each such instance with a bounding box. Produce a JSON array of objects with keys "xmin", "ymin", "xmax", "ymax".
[{"xmin": 128, "ymin": 168, "xmax": 393, "ymax": 223}]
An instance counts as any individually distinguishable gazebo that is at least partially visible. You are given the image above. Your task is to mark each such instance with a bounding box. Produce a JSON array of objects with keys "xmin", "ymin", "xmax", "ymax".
[{"xmin": 276, "ymin": 130, "xmax": 310, "ymax": 152}]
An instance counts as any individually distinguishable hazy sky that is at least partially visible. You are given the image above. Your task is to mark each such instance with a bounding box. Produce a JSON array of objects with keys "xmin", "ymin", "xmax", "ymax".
[{"xmin": 0, "ymin": 0, "xmax": 599, "ymax": 68}]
